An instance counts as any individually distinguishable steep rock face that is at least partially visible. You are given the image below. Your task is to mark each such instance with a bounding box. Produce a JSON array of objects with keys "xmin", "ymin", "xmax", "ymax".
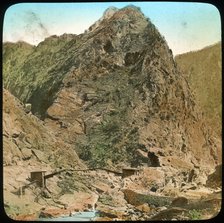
[
  {"xmin": 3, "ymin": 6, "xmax": 221, "ymax": 172},
  {"xmin": 175, "ymin": 43, "xmax": 222, "ymax": 137},
  {"xmin": 3, "ymin": 88, "xmax": 84, "ymax": 168},
  {"xmin": 44, "ymin": 6, "xmax": 221, "ymax": 169}
]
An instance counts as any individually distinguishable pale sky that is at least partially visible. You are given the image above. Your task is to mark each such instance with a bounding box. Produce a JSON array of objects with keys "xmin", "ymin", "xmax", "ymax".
[{"xmin": 3, "ymin": 2, "xmax": 221, "ymax": 55}]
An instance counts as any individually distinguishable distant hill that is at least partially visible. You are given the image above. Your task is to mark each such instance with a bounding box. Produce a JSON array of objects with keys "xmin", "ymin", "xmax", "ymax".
[{"xmin": 175, "ymin": 42, "xmax": 222, "ymax": 136}]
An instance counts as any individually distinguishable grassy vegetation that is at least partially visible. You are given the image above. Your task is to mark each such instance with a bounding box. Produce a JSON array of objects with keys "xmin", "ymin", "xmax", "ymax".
[
  {"xmin": 57, "ymin": 174, "xmax": 88, "ymax": 195},
  {"xmin": 98, "ymin": 194, "xmax": 113, "ymax": 206},
  {"xmin": 76, "ymin": 111, "xmax": 145, "ymax": 169},
  {"xmin": 175, "ymin": 42, "xmax": 222, "ymax": 136},
  {"xmin": 188, "ymin": 209, "xmax": 201, "ymax": 220},
  {"xmin": 3, "ymin": 35, "xmax": 78, "ymax": 118},
  {"xmin": 75, "ymin": 69, "xmax": 147, "ymax": 169}
]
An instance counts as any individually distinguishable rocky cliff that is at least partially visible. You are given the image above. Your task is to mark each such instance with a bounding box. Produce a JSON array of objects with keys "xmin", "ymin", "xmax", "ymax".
[
  {"xmin": 3, "ymin": 5, "xmax": 222, "ymax": 220},
  {"xmin": 3, "ymin": 88, "xmax": 84, "ymax": 168}
]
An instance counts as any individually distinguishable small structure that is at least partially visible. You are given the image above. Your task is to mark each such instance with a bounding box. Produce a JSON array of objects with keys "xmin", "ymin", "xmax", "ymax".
[
  {"xmin": 122, "ymin": 168, "xmax": 140, "ymax": 178},
  {"xmin": 30, "ymin": 171, "xmax": 46, "ymax": 188}
]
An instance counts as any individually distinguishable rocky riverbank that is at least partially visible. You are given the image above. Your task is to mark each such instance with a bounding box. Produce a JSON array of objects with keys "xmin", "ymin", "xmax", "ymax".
[{"xmin": 12, "ymin": 164, "xmax": 221, "ymax": 221}]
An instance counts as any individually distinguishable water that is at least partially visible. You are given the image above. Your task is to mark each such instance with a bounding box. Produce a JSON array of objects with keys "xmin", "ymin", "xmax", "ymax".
[{"xmin": 39, "ymin": 211, "xmax": 98, "ymax": 221}]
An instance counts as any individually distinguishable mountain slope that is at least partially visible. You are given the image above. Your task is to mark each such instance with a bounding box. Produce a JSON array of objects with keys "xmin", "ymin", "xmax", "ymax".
[
  {"xmin": 175, "ymin": 42, "xmax": 222, "ymax": 136},
  {"xmin": 3, "ymin": 5, "xmax": 222, "ymax": 220},
  {"xmin": 3, "ymin": 88, "xmax": 85, "ymax": 168},
  {"xmin": 3, "ymin": 88, "xmax": 87, "ymax": 218},
  {"xmin": 3, "ymin": 5, "xmax": 221, "ymax": 177},
  {"xmin": 3, "ymin": 34, "xmax": 78, "ymax": 117}
]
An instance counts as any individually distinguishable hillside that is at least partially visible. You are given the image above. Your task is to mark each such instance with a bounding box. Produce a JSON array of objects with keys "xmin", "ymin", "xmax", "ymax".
[
  {"xmin": 3, "ymin": 34, "xmax": 77, "ymax": 117},
  {"xmin": 3, "ymin": 89, "xmax": 83, "ymax": 168},
  {"xmin": 175, "ymin": 42, "xmax": 222, "ymax": 136},
  {"xmin": 3, "ymin": 89, "xmax": 88, "ymax": 218},
  {"xmin": 3, "ymin": 5, "xmax": 222, "ymax": 221}
]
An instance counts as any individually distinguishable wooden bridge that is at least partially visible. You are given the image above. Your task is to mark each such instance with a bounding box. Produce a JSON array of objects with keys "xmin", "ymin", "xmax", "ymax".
[
  {"xmin": 17, "ymin": 167, "xmax": 139, "ymax": 195},
  {"xmin": 29, "ymin": 167, "xmax": 123, "ymax": 189},
  {"xmin": 45, "ymin": 167, "xmax": 122, "ymax": 179}
]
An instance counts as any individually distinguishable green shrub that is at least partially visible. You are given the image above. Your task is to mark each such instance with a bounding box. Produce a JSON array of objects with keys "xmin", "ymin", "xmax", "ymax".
[
  {"xmin": 100, "ymin": 120, "xmax": 120, "ymax": 136},
  {"xmin": 98, "ymin": 194, "xmax": 113, "ymax": 205},
  {"xmin": 188, "ymin": 209, "xmax": 201, "ymax": 220}
]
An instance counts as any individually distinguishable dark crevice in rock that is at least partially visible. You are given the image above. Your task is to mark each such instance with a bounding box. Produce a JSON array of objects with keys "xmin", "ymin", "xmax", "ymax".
[
  {"xmin": 28, "ymin": 80, "xmax": 63, "ymax": 120},
  {"xmin": 103, "ymin": 40, "xmax": 114, "ymax": 53}
]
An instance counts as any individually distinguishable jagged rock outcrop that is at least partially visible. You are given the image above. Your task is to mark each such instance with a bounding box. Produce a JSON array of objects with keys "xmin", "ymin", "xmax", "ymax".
[
  {"xmin": 3, "ymin": 5, "xmax": 221, "ymax": 184},
  {"xmin": 3, "ymin": 89, "xmax": 84, "ymax": 168}
]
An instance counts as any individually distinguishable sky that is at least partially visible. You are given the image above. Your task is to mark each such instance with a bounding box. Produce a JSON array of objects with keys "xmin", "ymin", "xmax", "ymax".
[{"xmin": 3, "ymin": 2, "xmax": 221, "ymax": 55}]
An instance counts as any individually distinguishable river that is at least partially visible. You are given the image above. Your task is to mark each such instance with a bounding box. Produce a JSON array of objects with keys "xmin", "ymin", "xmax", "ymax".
[{"xmin": 39, "ymin": 211, "xmax": 98, "ymax": 221}]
